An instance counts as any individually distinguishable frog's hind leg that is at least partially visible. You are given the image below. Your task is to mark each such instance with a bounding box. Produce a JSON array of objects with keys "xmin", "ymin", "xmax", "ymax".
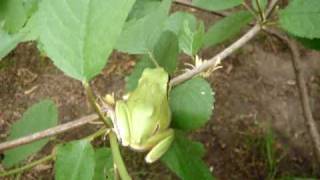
[{"xmin": 145, "ymin": 129, "xmax": 174, "ymax": 163}]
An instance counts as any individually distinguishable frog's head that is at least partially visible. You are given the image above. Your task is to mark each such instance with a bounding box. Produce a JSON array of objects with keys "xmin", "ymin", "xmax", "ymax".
[{"xmin": 139, "ymin": 68, "xmax": 169, "ymax": 90}]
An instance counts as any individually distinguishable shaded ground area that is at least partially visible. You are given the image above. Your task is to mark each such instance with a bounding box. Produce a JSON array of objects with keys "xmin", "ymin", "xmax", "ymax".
[
  {"xmin": 1, "ymin": 7, "xmax": 320, "ymax": 180},
  {"xmin": 199, "ymin": 39, "xmax": 320, "ymax": 179}
]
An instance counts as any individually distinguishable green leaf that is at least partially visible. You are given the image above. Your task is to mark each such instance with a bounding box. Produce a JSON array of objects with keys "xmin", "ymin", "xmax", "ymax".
[
  {"xmin": 296, "ymin": 37, "xmax": 320, "ymax": 51},
  {"xmin": 3, "ymin": 0, "xmax": 27, "ymax": 33},
  {"xmin": 153, "ymin": 31, "xmax": 179, "ymax": 74},
  {"xmin": 128, "ymin": 0, "xmax": 161, "ymax": 21},
  {"xmin": 116, "ymin": 0, "xmax": 171, "ymax": 54},
  {"xmin": 55, "ymin": 140, "xmax": 95, "ymax": 180},
  {"xmin": 23, "ymin": 0, "xmax": 41, "ymax": 17},
  {"xmin": 169, "ymin": 77, "xmax": 214, "ymax": 130},
  {"xmin": 193, "ymin": 0, "xmax": 243, "ymax": 11},
  {"xmin": 3, "ymin": 100, "xmax": 58, "ymax": 168},
  {"xmin": 125, "ymin": 31, "xmax": 178, "ymax": 92},
  {"xmin": 164, "ymin": 12, "xmax": 204, "ymax": 55},
  {"xmin": 161, "ymin": 132, "xmax": 214, "ymax": 180},
  {"xmin": 279, "ymin": 0, "xmax": 320, "ymax": 39},
  {"xmin": 93, "ymin": 148, "xmax": 114, "ymax": 180},
  {"xmin": 21, "ymin": 8, "xmax": 41, "ymax": 42},
  {"xmin": 125, "ymin": 56, "xmax": 155, "ymax": 92},
  {"xmin": 0, "ymin": 1, "xmax": 8, "ymax": 21},
  {"xmin": 164, "ymin": 12, "xmax": 197, "ymax": 36},
  {"xmin": 179, "ymin": 21, "xmax": 205, "ymax": 56},
  {"xmin": 252, "ymin": 0, "xmax": 268, "ymax": 11},
  {"xmin": 0, "ymin": 1, "xmax": 41, "ymax": 60},
  {"xmin": 0, "ymin": 29, "xmax": 26, "ymax": 60},
  {"xmin": 39, "ymin": 0, "xmax": 135, "ymax": 81},
  {"xmin": 192, "ymin": 22, "xmax": 205, "ymax": 55},
  {"xmin": 2, "ymin": 0, "xmax": 39, "ymax": 33},
  {"xmin": 205, "ymin": 11, "xmax": 253, "ymax": 47}
]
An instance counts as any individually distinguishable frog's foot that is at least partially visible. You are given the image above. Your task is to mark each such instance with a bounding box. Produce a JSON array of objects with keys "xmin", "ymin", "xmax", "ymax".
[{"xmin": 145, "ymin": 129, "xmax": 174, "ymax": 163}]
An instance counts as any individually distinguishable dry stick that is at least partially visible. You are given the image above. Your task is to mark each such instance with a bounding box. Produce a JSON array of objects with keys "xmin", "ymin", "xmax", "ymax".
[
  {"xmin": 266, "ymin": 30, "xmax": 320, "ymax": 165},
  {"xmin": 0, "ymin": 154, "xmax": 54, "ymax": 177},
  {"xmin": 173, "ymin": 0, "xmax": 228, "ymax": 17},
  {"xmin": 170, "ymin": 24, "xmax": 261, "ymax": 86},
  {"xmin": 0, "ymin": 114, "xmax": 99, "ymax": 152},
  {"xmin": 170, "ymin": 0, "xmax": 280, "ymax": 86},
  {"xmin": 0, "ymin": 128, "xmax": 108, "ymax": 177},
  {"xmin": 0, "ymin": 0, "xmax": 280, "ymax": 152}
]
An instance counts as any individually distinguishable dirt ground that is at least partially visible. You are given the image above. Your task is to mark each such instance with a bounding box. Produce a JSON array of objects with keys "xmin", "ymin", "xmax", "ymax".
[{"xmin": 1, "ymin": 5, "xmax": 320, "ymax": 180}]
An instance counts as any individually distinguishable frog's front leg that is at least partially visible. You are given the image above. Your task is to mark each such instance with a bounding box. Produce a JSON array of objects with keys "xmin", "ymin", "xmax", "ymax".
[
  {"xmin": 115, "ymin": 101, "xmax": 131, "ymax": 146},
  {"xmin": 144, "ymin": 129, "xmax": 174, "ymax": 163}
]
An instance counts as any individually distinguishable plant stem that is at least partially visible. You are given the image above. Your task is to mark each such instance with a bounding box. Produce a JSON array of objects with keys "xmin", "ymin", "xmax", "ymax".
[
  {"xmin": 255, "ymin": 0, "xmax": 265, "ymax": 22},
  {"xmin": 85, "ymin": 128, "xmax": 108, "ymax": 141},
  {"xmin": 109, "ymin": 131, "xmax": 132, "ymax": 180},
  {"xmin": 147, "ymin": 51, "xmax": 160, "ymax": 67},
  {"xmin": 0, "ymin": 114, "xmax": 98, "ymax": 151},
  {"xmin": 0, "ymin": 127, "xmax": 109, "ymax": 178},
  {"xmin": 0, "ymin": 155, "xmax": 54, "ymax": 177},
  {"xmin": 82, "ymin": 81, "xmax": 131, "ymax": 180},
  {"xmin": 242, "ymin": 2, "xmax": 259, "ymax": 20},
  {"xmin": 83, "ymin": 81, "xmax": 112, "ymax": 126}
]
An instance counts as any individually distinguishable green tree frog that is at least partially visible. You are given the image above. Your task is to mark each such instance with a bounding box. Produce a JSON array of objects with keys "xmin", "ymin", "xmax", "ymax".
[{"xmin": 114, "ymin": 67, "xmax": 174, "ymax": 163}]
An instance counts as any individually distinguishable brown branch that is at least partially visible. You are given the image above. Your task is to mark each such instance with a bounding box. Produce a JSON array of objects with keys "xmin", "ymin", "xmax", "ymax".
[
  {"xmin": 0, "ymin": 0, "xmax": 280, "ymax": 152},
  {"xmin": 173, "ymin": 0, "xmax": 228, "ymax": 17},
  {"xmin": 170, "ymin": 0, "xmax": 280, "ymax": 86},
  {"xmin": 266, "ymin": 29, "xmax": 320, "ymax": 165},
  {"xmin": 0, "ymin": 114, "xmax": 99, "ymax": 152},
  {"xmin": 170, "ymin": 24, "xmax": 261, "ymax": 86}
]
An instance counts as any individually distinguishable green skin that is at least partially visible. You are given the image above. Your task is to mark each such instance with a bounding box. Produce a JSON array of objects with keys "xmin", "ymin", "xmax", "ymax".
[{"xmin": 115, "ymin": 68, "xmax": 174, "ymax": 163}]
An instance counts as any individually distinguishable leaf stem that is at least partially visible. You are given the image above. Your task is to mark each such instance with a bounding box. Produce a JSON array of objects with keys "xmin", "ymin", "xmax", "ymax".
[
  {"xmin": 242, "ymin": 2, "xmax": 259, "ymax": 20},
  {"xmin": 255, "ymin": 0, "xmax": 265, "ymax": 22},
  {"xmin": 110, "ymin": 131, "xmax": 132, "ymax": 180},
  {"xmin": 85, "ymin": 128, "xmax": 108, "ymax": 141},
  {"xmin": 82, "ymin": 81, "xmax": 131, "ymax": 180},
  {"xmin": 83, "ymin": 81, "xmax": 112, "ymax": 126},
  {"xmin": 147, "ymin": 51, "xmax": 160, "ymax": 67},
  {"xmin": 0, "ymin": 155, "xmax": 54, "ymax": 177}
]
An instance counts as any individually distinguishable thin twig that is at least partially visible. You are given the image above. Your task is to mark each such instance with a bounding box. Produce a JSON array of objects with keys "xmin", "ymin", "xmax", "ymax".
[
  {"xmin": 170, "ymin": 24, "xmax": 261, "ymax": 86},
  {"xmin": 0, "ymin": 127, "xmax": 109, "ymax": 177},
  {"xmin": 266, "ymin": 29, "xmax": 320, "ymax": 165},
  {"xmin": 0, "ymin": 114, "xmax": 99, "ymax": 152},
  {"xmin": 170, "ymin": 0, "xmax": 280, "ymax": 86},
  {"xmin": 173, "ymin": 0, "xmax": 229, "ymax": 17},
  {"xmin": 242, "ymin": 2, "xmax": 259, "ymax": 20},
  {"xmin": 83, "ymin": 82, "xmax": 112, "ymax": 126},
  {"xmin": 255, "ymin": 0, "xmax": 265, "ymax": 21},
  {"xmin": 0, "ymin": 154, "xmax": 54, "ymax": 177}
]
